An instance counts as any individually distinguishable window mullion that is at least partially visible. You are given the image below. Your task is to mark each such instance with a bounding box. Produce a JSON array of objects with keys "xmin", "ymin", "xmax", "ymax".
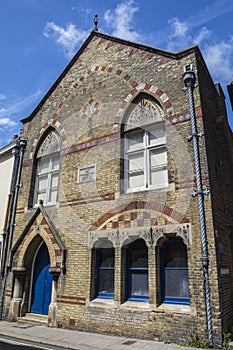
[{"xmin": 144, "ymin": 131, "xmax": 149, "ymax": 188}]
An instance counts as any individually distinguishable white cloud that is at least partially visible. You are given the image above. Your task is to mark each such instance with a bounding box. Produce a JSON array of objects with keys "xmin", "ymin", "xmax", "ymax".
[
  {"xmin": 168, "ymin": 17, "xmax": 189, "ymax": 38},
  {"xmin": 203, "ymin": 39, "xmax": 233, "ymax": 83},
  {"xmin": 0, "ymin": 117, "xmax": 17, "ymax": 127},
  {"xmin": 0, "ymin": 89, "xmax": 42, "ymax": 119},
  {"xmin": 193, "ymin": 27, "xmax": 212, "ymax": 45},
  {"xmin": 43, "ymin": 22, "xmax": 89, "ymax": 59},
  {"xmin": 188, "ymin": 0, "xmax": 233, "ymax": 29},
  {"xmin": 104, "ymin": 0, "xmax": 144, "ymax": 42},
  {"xmin": 166, "ymin": 18, "xmax": 192, "ymax": 51}
]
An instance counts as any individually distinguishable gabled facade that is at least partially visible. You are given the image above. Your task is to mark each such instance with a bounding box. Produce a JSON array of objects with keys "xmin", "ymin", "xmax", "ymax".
[{"xmin": 3, "ymin": 30, "xmax": 233, "ymax": 348}]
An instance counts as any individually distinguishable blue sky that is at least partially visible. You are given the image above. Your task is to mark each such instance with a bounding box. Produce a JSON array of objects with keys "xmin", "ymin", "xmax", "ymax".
[{"xmin": 0, "ymin": 0, "xmax": 233, "ymax": 146}]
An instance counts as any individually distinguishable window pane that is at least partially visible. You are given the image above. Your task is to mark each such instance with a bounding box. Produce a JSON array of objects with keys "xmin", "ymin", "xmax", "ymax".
[
  {"xmin": 39, "ymin": 158, "xmax": 50, "ymax": 174},
  {"xmin": 99, "ymin": 270, "xmax": 114, "ymax": 295},
  {"xmin": 150, "ymin": 169, "xmax": 168, "ymax": 186},
  {"xmin": 128, "ymin": 152, "xmax": 144, "ymax": 170},
  {"xmin": 165, "ymin": 268, "xmax": 189, "ymax": 298},
  {"xmin": 49, "ymin": 189, "xmax": 58, "ymax": 203},
  {"xmin": 127, "ymin": 131, "xmax": 144, "ymax": 151},
  {"xmin": 38, "ymin": 175, "xmax": 48, "ymax": 190},
  {"xmin": 51, "ymin": 173, "xmax": 59, "ymax": 188},
  {"xmin": 149, "ymin": 148, "xmax": 167, "ymax": 167},
  {"xmin": 99, "ymin": 248, "xmax": 114, "ymax": 268},
  {"xmin": 128, "ymin": 152, "xmax": 144, "ymax": 188},
  {"xmin": 37, "ymin": 192, "xmax": 46, "ymax": 203},
  {"xmin": 130, "ymin": 271, "xmax": 148, "ymax": 297},
  {"xmin": 163, "ymin": 239, "xmax": 188, "ymax": 268},
  {"xmin": 51, "ymin": 155, "xmax": 60, "ymax": 171},
  {"xmin": 129, "ymin": 243, "xmax": 148, "ymax": 268},
  {"xmin": 149, "ymin": 126, "xmax": 166, "ymax": 146}
]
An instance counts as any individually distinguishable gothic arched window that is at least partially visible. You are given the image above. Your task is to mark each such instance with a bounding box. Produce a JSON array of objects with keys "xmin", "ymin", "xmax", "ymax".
[
  {"xmin": 33, "ymin": 130, "xmax": 60, "ymax": 206},
  {"xmin": 160, "ymin": 237, "xmax": 190, "ymax": 305},
  {"xmin": 123, "ymin": 95, "xmax": 168, "ymax": 192},
  {"xmin": 126, "ymin": 239, "xmax": 148, "ymax": 301}
]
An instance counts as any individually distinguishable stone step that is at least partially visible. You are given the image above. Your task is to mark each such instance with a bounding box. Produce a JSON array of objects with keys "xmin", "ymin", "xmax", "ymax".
[{"xmin": 18, "ymin": 313, "xmax": 48, "ymax": 325}]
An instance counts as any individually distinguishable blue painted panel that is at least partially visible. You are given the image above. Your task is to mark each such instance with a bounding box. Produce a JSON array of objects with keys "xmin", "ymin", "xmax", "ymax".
[{"xmin": 31, "ymin": 243, "xmax": 52, "ymax": 315}]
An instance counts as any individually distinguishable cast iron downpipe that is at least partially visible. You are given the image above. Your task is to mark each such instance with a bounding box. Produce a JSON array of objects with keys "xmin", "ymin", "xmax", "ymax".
[
  {"xmin": 0, "ymin": 141, "xmax": 20, "ymax": 274},
  {"xmin": 0, "ymin": 139, "xmax": 27, "ymax": 319},
  {"xmin": 183, "ymin": 67, "xmax": 213, "ymax": 346}
]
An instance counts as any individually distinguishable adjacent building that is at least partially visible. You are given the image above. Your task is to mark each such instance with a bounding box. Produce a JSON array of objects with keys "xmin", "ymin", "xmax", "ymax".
[{"xmin": 2, "ymin": 30, "xmax": 233, "ymax": 348}]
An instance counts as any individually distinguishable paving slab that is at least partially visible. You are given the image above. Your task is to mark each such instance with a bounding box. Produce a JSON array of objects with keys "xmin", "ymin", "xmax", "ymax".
[{"xmin": 0, "ymin": 320, "xmax": 217, "ymax": 350}]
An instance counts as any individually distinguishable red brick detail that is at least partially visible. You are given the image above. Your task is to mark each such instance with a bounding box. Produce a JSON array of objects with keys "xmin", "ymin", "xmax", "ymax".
[
  {"xmin": 137, "ymin": 219, "xmax": 144, "ymax": 227},
  {"xmin": 145, "ymin": 83, "xmax": 152, "ymax": 90},
  {"xmin": 73, "ymin": 83, "xmax": 78, "ymax": 88},
  {"xmin": 130, "ymin": 213, "xmax": 137, "ymax": 220},
  {"xmin": 101, "ymin": 66, "xmax": 106, "ymax": 71},
  {"xmin": 150, "ymin": 218, "xmax": 158, "ymax": 226},
  {"xmin": 131, "ymin": 82, "xmax": 138, "ymax": 88},
  {"xmin": 112, "ymin": 221, "xmax": 119, "ymax": 229},
  {"xmin": 95, "ymin": 66, "xmax": 99, "ymax": 71},
  {"xmin": 82, "ymin": 88, "xmax": 87, "ymax": 94},
  {"xmin": 124, "ymin": 74, "xmax": 131, "ymax": 81},
  {"xmin": 156, "ymin": 89, "xmax": 163, "ymax": 97},
  {"xmin": 98, "ymin": 82, "xmax": 103, "ymax": 88},
  {"xmin": 131, "ymin": 88, "xmax": 138, "ymax": 96},
  {"xmin": 116, "ymin": 70, "xmax": 122, "ymax": 76},
  {"xmin": 129, "ymin": 48, "xmax": 139, "ymax": 56},
  {"xmin": 108, "ymin": 67, "xmax": 113, "ymax": 73},
  {"xmin": 41, "ymin": 218, "xmax": 47, "ymax": 225},
  {"xmin": 143, "ymin": 53, "xmax": 154, "ymax": 61},
  {"xmin": 80, "ymin": 76, "xmax": 85, "ymax": 81},
  {"xmin": 121, "ymin": 101, "xmax": 128, "ymax": 109},
  {"xmin": 105, "ymin": 42, "xmax": 116, "ymax": 50},
  {"xmin": 91, "ymin": 202, "xmax": 189, "ymax": 230},
  {"xmin": 165, "ymin": 100, "xmax": 172, "ymax": 108},
  {"xmin": 55, "ymin": 249, "xmax": 62, "ymax": 256},
  {"xmin": 66, "ymin": 92, "xmax": 71, "ymax": 98},
  {"xmin": 124, "ymin": 221, "xmax": 131, "ymax": 228},
  {"xmin": 58, "ymin": 102, "xmax": 63, "ymax": 109}
]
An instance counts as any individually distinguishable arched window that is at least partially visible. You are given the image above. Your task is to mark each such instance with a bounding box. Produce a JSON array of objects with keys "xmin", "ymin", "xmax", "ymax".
[
  {"xmin": 126, "ymin": 239, "xmax": 148, "ymax": 301},
  {"xmin": 94, "ymin": 244, "xmax": 115, "ymax": 299},
  {"xmin": 123, "ymin": 95, "xmax": 168, "ymax": 192},
  {"xmin": 160, "ymin": 237, "xmax": 189, "ymax": 305},
  {"xmin": 33, "ymin": 130, "xmax": 60, "ymax": 206}
]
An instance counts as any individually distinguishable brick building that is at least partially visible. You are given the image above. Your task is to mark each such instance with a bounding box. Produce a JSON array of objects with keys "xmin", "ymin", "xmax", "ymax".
[{"xmin": 2, "ymin": 29, "xmax": 233, "ymax": 348}]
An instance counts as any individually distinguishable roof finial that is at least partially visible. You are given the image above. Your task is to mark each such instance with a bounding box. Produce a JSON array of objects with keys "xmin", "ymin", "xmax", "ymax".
[{"xmin": 94, "ymin": 14, "xmax": 98, "ymax": 31}]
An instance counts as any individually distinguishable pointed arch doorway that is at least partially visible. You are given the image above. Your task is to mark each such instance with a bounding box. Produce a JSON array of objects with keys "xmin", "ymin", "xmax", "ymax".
[{"xmin": 30, "ymin": 242, "xmax": 52, "ymax": 315}]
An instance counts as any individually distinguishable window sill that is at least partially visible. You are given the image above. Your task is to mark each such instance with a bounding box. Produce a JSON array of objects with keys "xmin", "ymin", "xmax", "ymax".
[
  {"xmin": 120, "ymin": 300, "xmax": 150, "ymax": 311},
  {"xmin": 87, "ymin": 298, "xmax": 115, "ymax": 308},
  {"xmin": 153, "ymin": 303, "xmax": 196, "ymax": 315}
]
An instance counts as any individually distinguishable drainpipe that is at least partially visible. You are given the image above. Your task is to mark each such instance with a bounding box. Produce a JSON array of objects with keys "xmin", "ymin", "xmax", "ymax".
[
  {"xmin": 0, "ymin": 139, "xmax": 27, "ymax": 319},
  {"xmin": 0, "ymin": 141, "xmax": 20, "ymax": 274},
  {"xmin": 183, "ymin": 66, "xmax": 213, "ymax": 347}
]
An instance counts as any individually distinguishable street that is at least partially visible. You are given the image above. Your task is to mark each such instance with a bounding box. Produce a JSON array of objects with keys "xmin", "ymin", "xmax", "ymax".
[{"xmin": 0, "ymin": 337, "xmax": 72, "ymax": 350}]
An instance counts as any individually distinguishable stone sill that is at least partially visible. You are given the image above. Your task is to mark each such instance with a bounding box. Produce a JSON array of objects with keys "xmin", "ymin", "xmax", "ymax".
[
  {"xmin": 87, "ymin": 299, "xmax": 196, "ymax": 315},
  {"xmin": 154, "ymin": 303, "xmax": 196, "ymax": 315}
]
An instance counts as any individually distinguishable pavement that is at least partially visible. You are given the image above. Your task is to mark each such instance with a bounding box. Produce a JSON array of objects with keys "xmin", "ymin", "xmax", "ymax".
[{"xmin": 0, "ymin": 320, "xmax": 218, "ymax": 350}]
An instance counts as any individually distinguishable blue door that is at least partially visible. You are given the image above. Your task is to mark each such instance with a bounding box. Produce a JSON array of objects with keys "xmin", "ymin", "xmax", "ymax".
[{"xmin": 31, "ymin": 243, "xmax": 52, "ymax": 315}]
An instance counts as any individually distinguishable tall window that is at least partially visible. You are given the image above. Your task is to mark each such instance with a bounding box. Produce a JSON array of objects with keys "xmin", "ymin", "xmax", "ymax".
[
  {"xmin": 95, "ymin": 247, "xmax": 114, "ymax": 299},
  {"xmin": 126, "ymin": 239, "xmax": 148, "ymax": 301},
  {"xmin": 34, "ymin": 131, "xmax": 60, "ymax": 206},
  {"xmin": 123, "ymin": 96, "xmax": 168, "ymax": 192},
  {"xmin": 160, "ymin": 237, "xmax": 190, "ymax": 305}
]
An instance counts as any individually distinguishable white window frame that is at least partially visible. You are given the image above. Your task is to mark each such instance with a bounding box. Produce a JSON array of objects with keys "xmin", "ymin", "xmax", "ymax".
[
  {"xmin": 124, "ymin": 123, "xmax": 168, "ymax": 193},
  {"xmin": 34, "ymin": 153, "xmax": 60, "ymax": 206}
]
